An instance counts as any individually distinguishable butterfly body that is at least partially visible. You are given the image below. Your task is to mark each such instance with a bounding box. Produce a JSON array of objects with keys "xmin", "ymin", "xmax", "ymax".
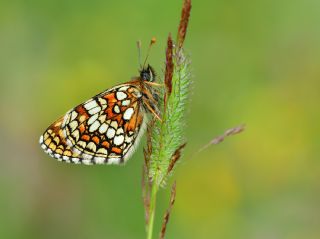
[{"xmin": 39, "ymin": 65, "xmax": 159, "ymax": 165}]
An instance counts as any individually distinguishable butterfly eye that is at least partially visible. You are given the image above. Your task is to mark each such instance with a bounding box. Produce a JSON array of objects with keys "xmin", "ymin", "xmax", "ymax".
[
  {"xmin": 140, "ymin": 70, "xmax": 151, "ymax": 81},
  {"xmin": 140, "ymin": 65, "xmax": 156, "ymax": 82}
]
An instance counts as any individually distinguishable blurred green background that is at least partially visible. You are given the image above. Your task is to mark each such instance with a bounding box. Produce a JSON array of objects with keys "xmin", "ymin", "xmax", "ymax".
[{"xmin": 1, "ymin": 0, "xmax": 320, "ymax": 238}]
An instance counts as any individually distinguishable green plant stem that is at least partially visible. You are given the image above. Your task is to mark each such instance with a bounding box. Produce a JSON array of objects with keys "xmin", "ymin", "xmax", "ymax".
[{"xmin": 146, "ymin": 173, "xmax": 159, "ymax": 239}]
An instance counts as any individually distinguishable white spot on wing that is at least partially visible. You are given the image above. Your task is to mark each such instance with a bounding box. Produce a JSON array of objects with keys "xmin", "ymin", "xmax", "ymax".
[
  {"xmin": 82, "ymin": 159, "xmax": 92, "ymax": 165},
  {"xmin": 69, "ymin": 120, "xmax": 78, "ymax": 131},
  {"xmin": 110, "ymin": 121, "xmax": 118, "ymax": 129},
  {"xmin": 72, "ymin": 158, "xmax": 80, "ymax": 164},
  {"xmin": 123, "ymin": 108, "xmax": 134, "ymax": 120},
  {"xmin": 84, "ymin": 100, "xmax": 98, "ymax": 110},
  {"xmin": 71, "ymin": 111, "xmax": 78, "ymax": 121},
  {"xmin": 113, "ymin": 105, "xmax": 120, "ymax": 113},
  {"xmin": 98, "ymin": 97, "xmax": 107, "ymax": 105},
  {"xmin": 116, "ymin": 127, "xmax": 124, "ymax": 135},
  {"xmin": 114, "ymin": 135, "xmax": 124, "ymax": 146},
  {"xmin": 88, "ymin": 114, "xmax": 98, "ymax": 125},
  {"xmin": 89, "ymin": 121, "xmax": 100, "ymax": 132},
  {"xmin": 94, "ymin": 157, "xmax": 105, "ymax": 164},
  {"xmin": 72, "ymin": 129, "xmax": 80, "ymax": 141},
  {"xmin": 62, "ymin": 112, "xmax": 71, "ymax": 127},
  {"xmin": 99, "ymin": 114, "xmax": 106, "ymax": 123},
  {"xmin": 122, "ymin": 100, "xmax": 130, "ymax": 106},
  {"xmin": 108, "ymin": 157, "xmax": 120, "ymax": 165},
  {"xmin": 125, "ymin": 135, "xmax": 133, "ymax": 143},
  {"xmin": 82, "ymin": 153, "xmax": 93, "ymax": 160},
  {"xmin": 89, "ymin": 106, "xmax": 101, "ymax": 115},
  {"xmin": 106, "ymin": 128, "xmax": 116, "ymax": 139},
  {"xmin": 54, "ymin": 153, "xmax": 61, "ymax": 159},
  {"xmin": 86, "ymin": 142, "xmax": 97, "ymax": 152},
  {"xmin": 99, "ymin": 123, "xmax": 108, "ymax": 134},
  {"xmin": 97, "ymin": 148, "xmax": 108, "ymax": 155},
  {"xmin": 78, "ymin": 141, "xmax": 86, "ymax": 148},
  {"xmin": 118, "ymin": 86, "xmax": 129, "ymax": 91},
  {"xmin": 116, "ymin": 91, "xmax": 127, "ymax": 100}
]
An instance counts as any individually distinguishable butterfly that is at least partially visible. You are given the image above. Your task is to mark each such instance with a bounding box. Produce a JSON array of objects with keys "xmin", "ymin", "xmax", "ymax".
[{"xmin": 39, "ymin": 63, "xmax": 161, "ymax": 165}]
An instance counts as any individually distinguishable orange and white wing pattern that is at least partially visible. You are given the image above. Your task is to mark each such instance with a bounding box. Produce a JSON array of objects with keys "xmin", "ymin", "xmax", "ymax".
[{"xmin": 39, "ymin": 84, "xmax": 147, "ymax": 165}]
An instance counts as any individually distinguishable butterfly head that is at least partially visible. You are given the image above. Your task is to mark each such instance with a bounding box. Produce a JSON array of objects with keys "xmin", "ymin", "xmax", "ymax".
[{"xmin": 140, "ymin": 64, "xmax": 156, "ymax": 82}]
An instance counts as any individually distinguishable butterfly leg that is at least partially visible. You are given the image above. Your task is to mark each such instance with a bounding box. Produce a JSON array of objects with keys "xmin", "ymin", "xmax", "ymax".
[
  {"xmin": 144, "ymin": 81, "xmax": 164, "ymax": 87},
  {"xmin": 144, "ymin": 100, "xmax": 162, "ymax": 122}
]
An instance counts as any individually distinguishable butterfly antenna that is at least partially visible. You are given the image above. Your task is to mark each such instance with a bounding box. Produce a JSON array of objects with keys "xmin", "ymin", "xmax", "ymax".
[
  {"xmin": 142, "ymin": 37, "xmax": 156, "ymax": 69},
  {"xmin": 137, "ymin": 40, "xmax": 142, "ymax": 68}
]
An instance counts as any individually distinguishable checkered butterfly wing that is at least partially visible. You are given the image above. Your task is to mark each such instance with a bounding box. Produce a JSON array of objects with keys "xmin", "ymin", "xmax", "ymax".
[{"xmin": 39, "ymin": 84, "xmax": 146, "ymax": 165}]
